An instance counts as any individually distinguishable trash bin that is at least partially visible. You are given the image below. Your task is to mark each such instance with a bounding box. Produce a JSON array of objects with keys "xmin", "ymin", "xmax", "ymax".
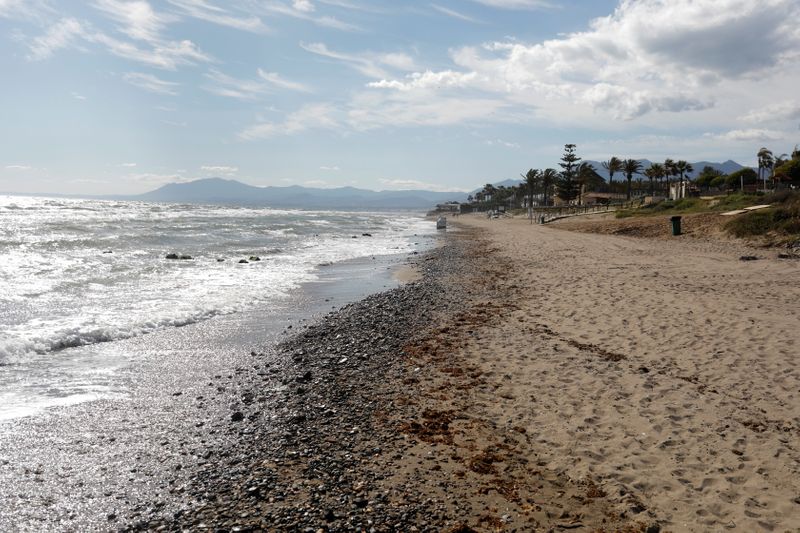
[{"xmin": 670, "ymin": 216, "xmax": 682, "ymax": 236}]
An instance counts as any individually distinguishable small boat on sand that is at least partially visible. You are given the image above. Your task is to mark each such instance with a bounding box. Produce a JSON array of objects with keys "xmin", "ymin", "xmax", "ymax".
[{"xmin": 436, "ymin": 216, "xmax": 447, "ymax": 230}]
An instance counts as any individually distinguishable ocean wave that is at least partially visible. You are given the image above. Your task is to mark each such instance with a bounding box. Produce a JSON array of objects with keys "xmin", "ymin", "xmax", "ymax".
[{"xmin": 0, "ymin": 307, "xmax": 237, "ymax": 365}]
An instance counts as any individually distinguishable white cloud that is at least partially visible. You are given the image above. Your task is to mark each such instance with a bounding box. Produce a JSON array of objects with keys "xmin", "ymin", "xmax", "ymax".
[
  {"xmin": 470, "ymin": 0, "xmax": 555, "ymax": 9},
  {"xmin": 486, "ymin": 139, "xmax": 520, "ymax": 149},
  {"xmin": 348, "ymin": 91, "xmax": 510, "ymax": 130},
  {"xmin": 582, "ymin": 83, "xmax": 711, "ymax": 120},
  {"xmin": 71, "ymin": 91, "xmax": 87, "ymax": 100},
  {"xmin": 431, "ymin": 4, "xmax": 482, "ymax": 23},
  {"xmin": 204, "ymin": 69, "xmax": 266, "ymax": 100},
  {"xmin": 0, "ymin": 0, "xmax": 55, "ymax": 22},
  {"xmin": 167, "ymin": 0, "xmax": 267, "ymax": 32},
  {"xmin": 88, "ymin": 1, "xmax": 211, "ymax": 69},
  {"xmin": 239, "ymin": 103, "xmax": 339, "ymax": 140},
  {"xmin": 740, "ymin": 101, "xmax": 800, "ymax": 124},
  {"xmin": 319, "ymin": 165, "xmax": 340, "ymax": 171},
  {"xmin": 204, "ymin": 68, "xmax": 310, "ymax": 100},
  {"xmin": 120, "ymin": 162, "xmax": 137, "ymax": 167},
  {"xmin": 5, "ymin": 165, "xmax": 32, "ymax": 170},
  {"xmin": 301, "ymin": 42, "xmax": 417, "ymax": 78},
  {"xmin": 359, "ymin": 0, "xmax": 800, "ymax": 129},
  {"xmin": 201, "ymin": 165, "xmax": 238, "ymax": 174},
  {"xmin": 260, "ymin": 2, "xmax": 360, "ymax": 31},
  {"xmin": 292, "ymin": 0, "xmax": 315, "ymax": 12},
  {"xmin": 368, "ymin": 70, "xmax": 479, "ymax": 91},
  {"xmin": 123, "ymin": 71, "xmax": 179, "ymax": 95},
  {"xmin": 27, "ymin": 17, "xmax": 85, "ymax": 60},
  {"xmin": 378, "ymin": 178, "xmax": 468, "ymax": 192},
  {"xmin": 707, "ymin": 129, "xmax": 785, "ymax": 142},
  {"xmin": 257, "ymin": 70, "xmax": 312, "ymax": 92},
  {"xmin": 128, "ymin": 172, "xmax": 187, "ymax": 183},
  {"xmin": 93, "ymin": 0, "xmax": 173, "ymax": 43}
]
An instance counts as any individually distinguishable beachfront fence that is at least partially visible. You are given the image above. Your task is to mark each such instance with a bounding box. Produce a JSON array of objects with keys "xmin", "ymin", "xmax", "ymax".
[{"xmin": 530, "ymin": 198, "xmax": 645, "ymax": 224}]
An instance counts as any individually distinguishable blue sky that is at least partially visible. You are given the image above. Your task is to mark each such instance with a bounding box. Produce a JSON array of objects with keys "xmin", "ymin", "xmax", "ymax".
[{"xmin": 1, "ymin": 0, "xmax": 799, "ymax": 194}]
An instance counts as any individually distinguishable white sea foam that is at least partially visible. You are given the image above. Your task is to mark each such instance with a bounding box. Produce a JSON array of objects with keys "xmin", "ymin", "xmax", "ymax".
[{"xmin": 0, "ymin": 195, "xmax": 432, "ymax": 365}]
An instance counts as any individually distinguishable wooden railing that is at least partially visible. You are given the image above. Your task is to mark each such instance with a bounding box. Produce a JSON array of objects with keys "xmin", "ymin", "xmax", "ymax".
[{"xmin": 527, "ymin": 197, "xmax": 646, "ymax": 223}]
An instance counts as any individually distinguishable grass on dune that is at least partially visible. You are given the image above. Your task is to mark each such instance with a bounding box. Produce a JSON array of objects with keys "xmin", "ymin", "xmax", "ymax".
[
  {"xmin": 614, "ymin": 190, "xmax": 800, "ymax": 242},
  {"xmin": 725, "ymin": 191, "xmax": 800, "ymax": 240}
]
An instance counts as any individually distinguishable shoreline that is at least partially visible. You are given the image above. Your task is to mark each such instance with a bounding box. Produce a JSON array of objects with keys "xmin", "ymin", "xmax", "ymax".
[
  {"xmin": 129, "ymin": 224, "xmax": 648, "ymax": 532},
  {"xmin": 4, "ymin": 213, "xmax": 796, "ymax": 531},
  {"xmin": 0, "ymin": 240, "xmax": 432, "ymax": 531}
]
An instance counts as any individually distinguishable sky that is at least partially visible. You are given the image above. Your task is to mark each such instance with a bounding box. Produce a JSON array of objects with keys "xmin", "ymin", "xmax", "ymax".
[{"xmin": 1, "ymin": 0, "xmax": 799, "ymax": 195}]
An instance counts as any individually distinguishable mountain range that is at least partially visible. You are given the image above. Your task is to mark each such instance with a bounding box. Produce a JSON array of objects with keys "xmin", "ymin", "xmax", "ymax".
[{"xmin": 128, "ymin": 178, "xmax": 467, "ymax": 209}]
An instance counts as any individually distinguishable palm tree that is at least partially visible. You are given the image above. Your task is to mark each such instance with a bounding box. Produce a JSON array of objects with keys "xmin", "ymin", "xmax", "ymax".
[
  {"xmin": 673, "ymin": 160, "xmax": 694, "ymax": 199},
  {"xmin": 622, "ymin": 159, "xmax": 643, "ymax": 200},
  {"xmin": 663, "ymin": 158, "xmax": 677, "ymax": 194},
  {"xmin": 523, "ymin": 168, "xmax": 539, "ymax": 222},
  {"xmin": 576, "ymin": 162, "xmax": 602, "ymax": 204},
  {"xmin": 540, "ymin": 168, "xmax": 558, "ymax": 207},
  {"xmin": 757, "ymin": 147, "xmax": 773, "ymax": 191},
  {"xmin": 645, "ymin": 163, "xmax": 664, "ymax": 196},
  {"xmin": 601, "ymin": 157, "xmax": 623, "ymax": 193}
]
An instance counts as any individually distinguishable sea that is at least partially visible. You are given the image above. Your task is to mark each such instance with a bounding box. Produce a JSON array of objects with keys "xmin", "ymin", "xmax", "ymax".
[{"xmin": 0, "ymin": 195, "xmax": 434, "ymax": 421}]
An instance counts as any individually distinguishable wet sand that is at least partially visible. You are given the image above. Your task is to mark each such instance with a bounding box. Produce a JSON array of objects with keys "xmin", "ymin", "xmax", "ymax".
[{"xmin": 0, "ymin": 251, "xmax": 419, "ymax": 532}]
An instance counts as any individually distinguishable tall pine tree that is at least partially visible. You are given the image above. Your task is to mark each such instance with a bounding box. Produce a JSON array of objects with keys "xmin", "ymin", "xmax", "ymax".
[{"xmin": 556, "ymin": 143, "xmax": 581, "ymax": 204}]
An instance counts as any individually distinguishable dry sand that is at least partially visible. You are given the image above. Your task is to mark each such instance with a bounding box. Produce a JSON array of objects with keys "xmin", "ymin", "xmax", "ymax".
[{"xmin": 389, "ymin": 214, "xmax": 799, "ymax": 532}]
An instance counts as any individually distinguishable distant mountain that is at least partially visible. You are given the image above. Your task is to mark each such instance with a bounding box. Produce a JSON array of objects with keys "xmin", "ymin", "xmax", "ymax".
[
  {"xmin": 127, "ymin": 178, "xmax": 467, "ymax": 210},
  {"xmin": 470, "ymin": 178, "xmax": 523, "ymax": 194}
]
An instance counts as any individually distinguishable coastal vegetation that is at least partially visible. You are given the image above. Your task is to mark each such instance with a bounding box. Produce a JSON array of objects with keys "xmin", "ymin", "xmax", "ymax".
[
  {"xmin": 462, "ymin": 142, "xmax": 800, "ymax": 242},
  {"xmin": 725, "ymin": 190, "xmax": 800, "ymax": 239}
]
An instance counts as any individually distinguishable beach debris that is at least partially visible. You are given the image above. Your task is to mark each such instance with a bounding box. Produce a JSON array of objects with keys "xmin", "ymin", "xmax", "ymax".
[
  {"xmin": 739, "ymin": 255, "xmax": 759, "ymax": 261},
  {"xmin": 165, "ymin": 253, "xmax": 179, "ymax": 259},
  {"xmin": 103, "ymin": 250, "xmax": 113, "ymax": 254},
  {"xmin": 249, "ymin": 256, "xmax": 261, "ymax": 262},
  {"xmin": 230, "ymin": 411, "xmax": 244, "ymax": 422},
  {"xmin": 217, "ymin": 258, "xmax": 225, "ymax": 262},
  {"xmin": 238, "ymin": 259, "xmax": 249, "ymax": 264},
  {"xmin": 361, "ymin": 233, "xmax": 372, "ymax": 237},
  {"xmin": 165, "ymin": 253, "xmax": 192, "ymax": 260}
]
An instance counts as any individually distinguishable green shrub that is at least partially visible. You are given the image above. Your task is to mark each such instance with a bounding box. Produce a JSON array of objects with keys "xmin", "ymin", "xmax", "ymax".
[
  {"xmin": 726, "ymin": 210, "xmax": 775, "ymax": 237},
  {"xmin": 764, "ymin": 189, "xmax": 799, "ymax": 205},
  {"xmin": 725, "ymin": 199, "xmax": 800, "ymax": 237},
  {"xmin": 726, "ymin": 168, "xmax": 758, "ymax": 189},
  {"xmin": 774, "ymin": 159, "xmax": 800, "ymax": 184},
  {"xmin": 710, "ymin": 175, "xmax": 727, "ymax": 188},
  {"xmin": 672, "ymin": 198, "xmax": 701, "ymax": 210}
]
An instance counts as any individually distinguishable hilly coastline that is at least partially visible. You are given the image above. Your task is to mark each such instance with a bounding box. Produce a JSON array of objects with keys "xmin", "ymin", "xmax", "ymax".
[{"xmin": 129, "ymin": 178, "xmax": 466, "ymax": 210}]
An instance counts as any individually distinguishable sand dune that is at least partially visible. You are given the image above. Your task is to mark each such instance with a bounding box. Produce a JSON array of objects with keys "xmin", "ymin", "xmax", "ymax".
[{"xmin": 443, "ymin": 215, "xmax": 800, "ymax": 531}]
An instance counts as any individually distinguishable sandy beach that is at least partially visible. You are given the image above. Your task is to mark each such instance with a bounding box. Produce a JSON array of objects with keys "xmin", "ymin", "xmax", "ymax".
[
  {"xmin": 3, "ymin": 213, "xmax": 798, "ymax": 532},
  {"xmin": 417, "ymin": 214, "xmax": 798, "ymax": 531}
]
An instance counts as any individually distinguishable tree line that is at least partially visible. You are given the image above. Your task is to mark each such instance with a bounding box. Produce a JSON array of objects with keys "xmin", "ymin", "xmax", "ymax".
[{"xmin": 467, "ymin": 144, "xmax": 800, "ymax": 210}]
